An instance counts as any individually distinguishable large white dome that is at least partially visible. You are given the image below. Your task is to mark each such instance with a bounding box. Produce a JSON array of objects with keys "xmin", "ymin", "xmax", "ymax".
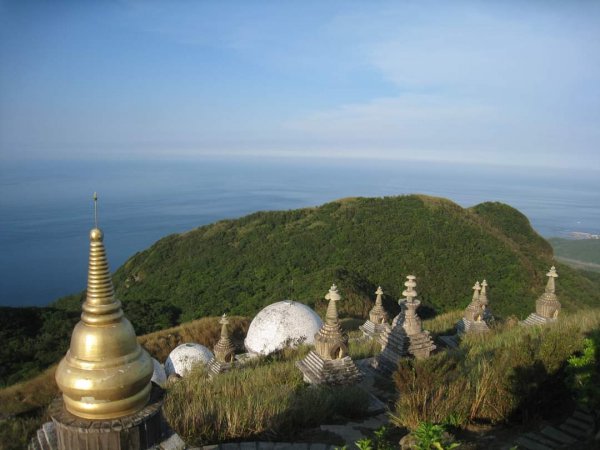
[
  {"xmin": 165, "ymin": 343, "xmax": 214, "ymax": 377},
  {"xmin": 245, "ymin": 300, "xmax": 323, "ymax": 356}
]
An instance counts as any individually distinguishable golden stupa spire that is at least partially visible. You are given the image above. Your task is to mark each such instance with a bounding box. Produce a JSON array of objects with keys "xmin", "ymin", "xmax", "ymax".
[{"xmin": 55, "ymin": 194, "xmax": 153, "ymax": 420}]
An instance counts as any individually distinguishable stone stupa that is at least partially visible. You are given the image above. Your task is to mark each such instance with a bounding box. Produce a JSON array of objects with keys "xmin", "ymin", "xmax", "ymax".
[
  {"xmin": 522, "ymin": 266, "xmax": 561, "ymax": 326},
  {"xmin": 296, "ymin": 284, "xmax": 362, "ymax": 385},
  {"xmin": 372, "ymin": 275, "xmax": 436, "ymax": 374},
  {"xmin": 359, "ymin": 286, "xmax": 389, "ymax": 339},
  {"xmin": 456, "ymin": 281, "xmax": 490, "ymax": 334},
  {"xmin": 50, "ymin": 194, "xmax": 164, "ymax": 450},
  {"xmin": 208, "ymin": 314, "xmax": 237, "ymax": 376}
]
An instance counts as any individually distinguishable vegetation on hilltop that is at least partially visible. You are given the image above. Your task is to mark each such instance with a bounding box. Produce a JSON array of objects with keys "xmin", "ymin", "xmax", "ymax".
[{"xmin": 110, "ymin": 195, "xmax": 598, "ymax": 321}]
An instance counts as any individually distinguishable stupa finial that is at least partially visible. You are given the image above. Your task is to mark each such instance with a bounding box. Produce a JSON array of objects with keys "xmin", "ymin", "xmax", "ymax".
[
  {"xmin": 325, "ymin": 284, "xmax": 341, "ymax": 325},
  {"xmin": 402, "ymin": 275, "xmax": 417, "ymax": 303},
  {"xmin": 479, "ymin": 279, "xmax": 488, "ymax": 306},
  {"xmin": 472, "ymin": 281, "xmax": 481, "ymax": 301},
  {"xmin": 545, "ymin": 266, "xmax": 558, "ymax": 294},
  {"xmin": 93, "ymin": 192, "xmax": 98, "ymax": 228}
]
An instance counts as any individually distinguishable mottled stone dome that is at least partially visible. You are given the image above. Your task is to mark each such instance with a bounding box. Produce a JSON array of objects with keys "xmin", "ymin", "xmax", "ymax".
[
  {"xmin": 245, "ymin": 300, "xmax": 323, "ymax": 355},
  {"xmin": 151, "ymin": 358, "xmax": 167, "ymax": 387},
  {"xmin": 165, "ymin": 343, "xmax": 214, "ymax": 377}
]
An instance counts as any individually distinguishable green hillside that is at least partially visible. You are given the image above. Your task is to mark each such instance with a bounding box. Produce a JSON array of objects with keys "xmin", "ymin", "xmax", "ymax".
[
  {"xmin": 89, "ymin": 195, "xmax": 598, "ymax": 320},
  {"xmin": 4, "ymin": 194, "xmax": 600, "ymax": 387}
]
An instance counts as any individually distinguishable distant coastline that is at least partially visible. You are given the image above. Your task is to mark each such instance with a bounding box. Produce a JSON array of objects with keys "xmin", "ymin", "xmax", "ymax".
[{"xmin": 568, "ymin": 232, "xmax": 600, "ymax": 240}]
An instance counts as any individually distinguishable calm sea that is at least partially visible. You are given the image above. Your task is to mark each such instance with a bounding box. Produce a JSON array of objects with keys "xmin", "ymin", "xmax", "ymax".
[{"xmin": 1, "ymin": 157, "xmax": 598, "ymax": 307}]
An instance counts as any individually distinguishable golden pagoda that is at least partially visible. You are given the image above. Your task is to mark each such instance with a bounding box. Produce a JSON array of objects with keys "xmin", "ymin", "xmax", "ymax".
[{"xmin": 55, "ymin": 194, "xmax": 153, "ymax": 420}]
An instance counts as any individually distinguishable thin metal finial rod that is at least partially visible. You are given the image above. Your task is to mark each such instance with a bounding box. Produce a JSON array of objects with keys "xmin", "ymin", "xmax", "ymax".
[{"xmin": 93, "ymin": 192, "xmax": 98, "ymax": 228}]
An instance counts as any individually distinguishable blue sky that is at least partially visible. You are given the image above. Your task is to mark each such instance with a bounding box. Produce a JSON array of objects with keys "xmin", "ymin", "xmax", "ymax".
[{"xmin": 1, "ymin": 0, "xmax": 599, "ymax": 168}]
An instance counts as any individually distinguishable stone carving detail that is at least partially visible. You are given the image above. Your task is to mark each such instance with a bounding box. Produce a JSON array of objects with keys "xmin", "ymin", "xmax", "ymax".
[
  {"xmin": 372, "ymin": 275, "xmax": 436, "ymax": 374},
  {"xmin": 522, "ymin": 266, "xmax": 561, "ymax": 326},
  {"xmin": 296, "ymin": 284, "xmax": 362, "ymax": 385},
  {"xmin": 360, "ymin": 286, "xmax": 390, "ymax": 338}
]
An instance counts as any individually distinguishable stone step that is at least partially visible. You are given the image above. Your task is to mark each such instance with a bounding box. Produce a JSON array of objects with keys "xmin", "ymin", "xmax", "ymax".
[
  {"xmin": 523, "ymin": 432, "xmax": 559, "ymax": 448},
  {"xmin": 514, "ymin": 435, "xmax": 555, "ymax": 450},
  {"xmin": 565, "ymin": 417, "xmax": 593, "ymax": 432},
  {"xmin": 572, "ymin": 409, "xmax": 594, "ymax": 425},
  {"xmin": 540, "ymin": 426, "xmax": 577, "ymax": 445},
  {"xmin": 559, "ymin": 422, "xmax": 592, "ymax": 439}
]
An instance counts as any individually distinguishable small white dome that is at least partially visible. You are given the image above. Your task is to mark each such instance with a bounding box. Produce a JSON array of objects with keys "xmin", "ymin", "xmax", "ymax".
[
  {"xmin": 151, "ymin": 358, "xmax": 167, "ymax": 387},
  {"xmin": 245, "ymin": 300, "xmax": 323, "ymax": 356},
  {"xmin": 165, "ymin": 343, "xmax": 214, "ymax": 377}
]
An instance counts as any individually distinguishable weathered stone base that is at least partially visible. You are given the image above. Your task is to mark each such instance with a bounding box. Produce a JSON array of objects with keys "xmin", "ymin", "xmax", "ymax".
[
  {"xmin": 296, "ymin": 350, "xmax": 362, "ymax": 385},
  {"xmin": 438, "ymin": 334, "xmax": 460, "ymax": 349},
  {"xmin": 47, "ymin": 384, "xmax": 165, "ymax": 450},
  {"xmin": 372, "ymin": 320, "xmax": 408, "ymax": 374},
  {"xmin": 521, "ymin": 313, "xmax": 557, "ymax": 327},
  {"xmin": 456, "ymin": 318, "xmax": 490, "ymax": 334},
  {"xmin": 208, "ymin": 358, "xmax": 233, "ymax": 377},
  {"xmin": 407, "ymin": 331, "xmax": 436, "ymax": 359},
  {"xmin": 359, "ymin": 320, "xmax": 387, "ymax": 339}
]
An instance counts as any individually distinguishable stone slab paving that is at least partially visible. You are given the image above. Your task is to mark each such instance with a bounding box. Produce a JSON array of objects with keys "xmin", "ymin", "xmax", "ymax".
[
  {"xmin": 514, "ymin": 436, "xmax": 554, "ymax": 450},
  {"xmin": 540, "ymin": 426, "xmax": 577, "ymax": 445},
  {"xmin": 512, "ymin": 405, "xmax": 596, "ymax": 449},
  {"xmin": 523, "ymin": 432, "xmax": 558, "ymax": 448}
]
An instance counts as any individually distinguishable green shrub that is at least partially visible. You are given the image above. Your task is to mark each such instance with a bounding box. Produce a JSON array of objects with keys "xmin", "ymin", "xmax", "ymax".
[
  {"xmin": 413, "ymin": 422, "xmax": 459, "ymax": 450},
  {"xmin": 566, "ymin": 331, "xmax": 600, "ymax": 409}
]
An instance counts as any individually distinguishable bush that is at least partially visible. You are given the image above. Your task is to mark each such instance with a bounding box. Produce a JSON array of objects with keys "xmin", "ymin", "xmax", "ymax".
[{"xmin": 565, "ymin": 331, "xmax": 600, "ymax": 410}]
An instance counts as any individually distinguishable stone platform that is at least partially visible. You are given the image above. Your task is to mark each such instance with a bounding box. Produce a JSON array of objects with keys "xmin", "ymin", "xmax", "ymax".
[
  {"xmin": 521, "ymin": 312, "xmax": 557, "ymax": 327},
  {"xmin": 296, "ymin": 351, "xmax": 362, "ymax": 385},
  {"xmin": 47, "ymin": 384, "xmax": 166, "ymax": 450}
]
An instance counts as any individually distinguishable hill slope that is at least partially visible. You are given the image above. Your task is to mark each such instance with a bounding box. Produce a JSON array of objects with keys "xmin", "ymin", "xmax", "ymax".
[{"xmin": 97, "ymin": 195, "xmax": 597, "ymax": 320}]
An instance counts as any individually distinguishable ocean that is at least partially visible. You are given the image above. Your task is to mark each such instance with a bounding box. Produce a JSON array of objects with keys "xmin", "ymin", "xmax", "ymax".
[{"xmin": 1, "ymin": 157, "xmax": 599, "ymax": 307}]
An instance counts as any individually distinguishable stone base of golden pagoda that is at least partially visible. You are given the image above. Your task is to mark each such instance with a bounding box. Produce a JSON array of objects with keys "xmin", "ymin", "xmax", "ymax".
[{"xmin": 49, "ymin": 384, "xmax": 165, "ymax": 450}]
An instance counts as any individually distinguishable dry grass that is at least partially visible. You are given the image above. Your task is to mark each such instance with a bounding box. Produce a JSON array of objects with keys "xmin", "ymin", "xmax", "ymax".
[
  {"xmin": 163, "ymin": 347, "xmax": 369, "ymax": 444},
  {"xmin": 392, "ymin": 309, "xmax": 600, "ymax": 430},
  {"xmin": 423, "ymin": 310, "xmax": 463, "ymax": 336},
  {"xmin": 139, "ymin": 315, "xmax": 249, "ymax": 362},
  {"xmin": 0, "ymin": 316, "xmax": 249, "ymax": 449}
]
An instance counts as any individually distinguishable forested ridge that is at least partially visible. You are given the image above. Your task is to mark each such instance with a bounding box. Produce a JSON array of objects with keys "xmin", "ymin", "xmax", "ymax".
[{"xmin": 2, "ymin": 194, "xmax": 599, "ymax": 387}]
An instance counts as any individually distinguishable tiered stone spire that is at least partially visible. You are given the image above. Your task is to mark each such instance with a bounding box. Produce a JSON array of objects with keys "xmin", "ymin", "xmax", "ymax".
[
  {"xmin": 522, "ymin": 266, "xmax": 561, "ymax": 326},
  {"xmin": 456, "ymin": 281, "xmax": 490, "ymax": 334},
  {"xmin": 359, "ymin": 286, "xmax": 390, "ymax": 338},
  {"xmin": 372, "ymin": 275, "xmax": 436, "ymax": 374},
  {"xmin": 296, "ymin": 284, "xmax": 362, "ymax": 384},
  {"xmin": 208, "ymin": 314, "xmax": 237, "ymax": 376}
]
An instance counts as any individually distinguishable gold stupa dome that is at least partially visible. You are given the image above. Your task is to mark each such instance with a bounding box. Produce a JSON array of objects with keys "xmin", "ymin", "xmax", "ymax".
[{"xmin": 55, "ymin": 195, "xmax": 153, "ymax": 420}]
